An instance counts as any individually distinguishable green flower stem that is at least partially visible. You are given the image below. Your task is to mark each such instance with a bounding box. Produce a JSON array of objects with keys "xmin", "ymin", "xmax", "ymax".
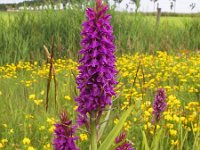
[{"xmin": 90, "ymin": 112, "xmax": 97, "ymax": 150}]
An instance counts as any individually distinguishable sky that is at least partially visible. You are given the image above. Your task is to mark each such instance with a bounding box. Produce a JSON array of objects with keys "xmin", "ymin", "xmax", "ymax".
[
  {"xmin": 0, "ymin": 0, "xmax": 24, "ymax": 3},
  {"xmin": 0, "ymin": 0, "xmax": 200, "ymax": 13}
]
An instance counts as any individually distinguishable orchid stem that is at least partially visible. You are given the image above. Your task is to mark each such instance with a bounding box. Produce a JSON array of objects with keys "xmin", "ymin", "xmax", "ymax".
[{"xmin": 91, "ymin": 112, "xmax": 97, "ymax": 150}]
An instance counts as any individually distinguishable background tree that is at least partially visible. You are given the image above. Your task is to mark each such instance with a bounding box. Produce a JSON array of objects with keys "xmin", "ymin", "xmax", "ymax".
[
  {"xmin": 132, "ymin": 0, "xmax": 140, "ymax": 13},
  {"xmin": 190, "ymin": 3, "xmax": 196, "ymax": 11},
  {"xmin": 113, "ymin": 0, "xmax": 140, "ymax": 12},
  {"xmin": 169, "ymin": 0, "xmax": 176, "ymax": 12},
  {"xmin": 150, "ymin": 0, "xmax": 158, "ymax": 11},
  {"xmin": 113, "ymin": 0, "xmax": 123, "ymax": 4},
  {"xmin": 170, "ymin": 1, "xmax": 173, "ymax": 11}
]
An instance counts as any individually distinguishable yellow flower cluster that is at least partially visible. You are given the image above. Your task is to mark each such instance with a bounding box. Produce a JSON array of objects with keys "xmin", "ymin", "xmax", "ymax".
[
  {"xmin": 22, "ymin": 137, "xmax": 36, "ymax": 150},
  {"xmin": 28, "ymin": 94, "xmax": 43, "ymax": 106},
  {"xmin": 0, "ymin": 51, "xmax": 199, "ymax": 149},
  {"xmin": 0, "ymin": 139, "xmax": 8, "ymax": 149},
  {"xmin": 0, "ymin": 59, "xmax": 78, "ymax": 79},
  {"xmin": 80, "ymin": 134, "xmax": 88, "ymax": 141}
]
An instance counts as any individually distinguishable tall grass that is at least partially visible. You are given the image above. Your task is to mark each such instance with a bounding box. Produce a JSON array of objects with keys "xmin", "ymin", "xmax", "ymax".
[
  {"xmin": 0, "ymin": 9, "xmax": 200, "ymax": 64},
  {"xmin": 0, "ymin": 9, "xmax": 84, "ymax": 64}
]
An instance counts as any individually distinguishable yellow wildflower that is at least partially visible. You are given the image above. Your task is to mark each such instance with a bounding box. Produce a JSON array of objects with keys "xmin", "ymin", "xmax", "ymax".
[
  {"xmin": 73, "ymin": 106, "xmax": 78, "ymax": 111},
  {"xmin": 80, "ymin": 134, "xmax": 88, "ymax": 141},
  {"xmin": 47, "ymin": 117, "xmax": 55, "ymax": 125},
  {"xmin": 34, "ymin": 99, "xmax": 43, "ymax": 105},
  {"xmin": 171, "ymin": 140, "xmax": 179, "ymax": 145},
  {"xmin": 144, "ymin": 111, "xmax": 151, "ymax": 117},
  {"xmin": 144, "ymin": 124, "xmax": 148, "ymax": 130},
  {"xmin": 39, "ymin": 126, "xmax": 46, "ymax": 131},
  {"xmin": 48, "ymin": 125, "xmax": 55, "ymax": 133},
  {"xmin": 156, "ymin": 125, "xmax": 160, "ymax": 129},
  {"xmin": 43, "ymin": 143, "xmax": 51, "ymax": 149},
  {"xmin": 23, "ymin": 137, "xmax": 31, "ymax": 145},
  {"xmin": 27, "ymin": 146, "xmax": 35, "ymax": 150},
  {"xmin": 164, "ymin": 114, "xmax": 173, "ymax": 121},
  {"xmin": 150, "ymin": 130, "xmax": 154, "ymax": 135},
  {"xmin": 1, "ymin": 139, "xmax": 8, "ymax": 144},
  {"xmin": 114, "ymin": 119, "xmax": 119, "ymax": 125},
  {"xmin": 123, "ymin": 121, "xmax": 131, "ymax": 131},
  {"xmin": 40, "ymin": 90, "xmax": 45, "ymax": 95},
  {"xmin": 133, "ymin": 118, "xmax": 137, "ymax": 122},
  {"xmin": 2, "ymin": 124, "xmax": 7, "ymax": 128},
  {"xmin": 29, "ymin": 94, "xmax": 36, "ymax": 100},
  {"xmin": 25, "ymin": 114, "xmax": 34, "ymax": 119},
  {"xmin": 147, "ymin": 122, "xmax": 152, "ymax": 128},
  {"xmin": 187, "ymin": 127, "xmax": 191, "ymax": 132},
  {"xmin": 0, "ymin": 143, "xmax": 3, "ymax": 148},
  {"xmin": 169, "ymin": 129, "xmax": 177, "ymax": 136},
  {"xmin": 64, "ymin": 96, "xmax": 71, "ymax": 100},
  {"xmin": 9, "ymin": 128, "xmax": 14, "ymax": 134},
  {"xmin": 166, "ymin": 123, "xmax": 174, "ymax": 129}
]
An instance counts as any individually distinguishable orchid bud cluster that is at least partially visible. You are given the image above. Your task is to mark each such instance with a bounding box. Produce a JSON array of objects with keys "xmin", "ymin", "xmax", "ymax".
[
  {"xmin": 152, "ymin": 88, "xmax": 167, "ymax": 123},
  {"xmin": 53, "ymin": 112, "xmax": 79, "ymax": 150}
]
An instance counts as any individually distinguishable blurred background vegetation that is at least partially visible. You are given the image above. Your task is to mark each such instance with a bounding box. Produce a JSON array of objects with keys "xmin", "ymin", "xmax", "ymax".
[{"xmin": 0, "ymin": 0, "xmax": 199, "ymax": 65}]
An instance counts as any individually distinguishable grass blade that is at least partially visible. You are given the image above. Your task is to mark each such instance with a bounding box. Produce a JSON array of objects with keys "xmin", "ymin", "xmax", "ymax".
[
  {"xmin": 98, "ymin": 105, "xmax": 134, "ymax": 150},
  {"xmin": 142, "ymin": 131, "xmax": 150, "ymax": 150}
]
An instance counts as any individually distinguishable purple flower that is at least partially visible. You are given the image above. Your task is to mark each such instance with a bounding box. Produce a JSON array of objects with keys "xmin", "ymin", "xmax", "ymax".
[
  {"xmin": 76, "ymin": 0, "xmax": 117, "ymax": 126},
  {"xmin": 53, "ymin": 111, "xmax": 79, "ymax": 150},
  {"xmin": 115, "ymin": 132, "xmax": 135, "ymax": 150},
  {"xmin": 152, "ymin": 88, "xmax": 167, "ymax": 123}
]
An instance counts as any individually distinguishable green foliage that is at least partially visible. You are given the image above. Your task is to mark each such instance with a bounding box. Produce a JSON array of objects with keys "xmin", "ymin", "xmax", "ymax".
[
  {"xmin": 0, "ymin": 10, "xmax": 200, "ymax": 65},
  {"xmin": 98, "ymin": 105, "xmax": 134, "ymax": 150},
  {"xmin": 142, "ymin": 131, "xmax": 150, "ymax": 150}
]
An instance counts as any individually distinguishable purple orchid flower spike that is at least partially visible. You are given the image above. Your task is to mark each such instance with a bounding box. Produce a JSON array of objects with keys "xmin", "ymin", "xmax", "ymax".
[
  {"xmin": 53, "ymin": 111, "xmax": 79, "ymax": 150},
  {"xmin": 115, "ymin": 132, "xmax": 135, "ymax": 150},
  {"xmin": 76, "ymin": 0, "xmax": 117, "ymax": 127},
  {"xmin": 152, "ymin": 88, "xmax": 167, "ymax": 123}
]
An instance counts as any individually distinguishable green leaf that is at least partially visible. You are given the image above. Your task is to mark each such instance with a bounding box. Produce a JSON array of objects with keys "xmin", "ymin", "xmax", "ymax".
[
  {"xmin": 151, "ymin": 129, "xmax": 163, "ymax": 150},
  {"xmin": 98, "ymin": 105, "xmax": 134, "ymax": 150},
  {"xmin": 142, "ymin": 131, "xmax": 150, "ymax": 150},
  {"xmin": 98, "ymin": 105, "xmax": 112, "ymax": 141}
]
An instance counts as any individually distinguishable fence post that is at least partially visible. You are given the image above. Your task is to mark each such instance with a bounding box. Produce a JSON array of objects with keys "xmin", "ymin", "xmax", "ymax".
[{"xmin": 156, "ymin": 7, "xmax": 161, "ymax": 26}]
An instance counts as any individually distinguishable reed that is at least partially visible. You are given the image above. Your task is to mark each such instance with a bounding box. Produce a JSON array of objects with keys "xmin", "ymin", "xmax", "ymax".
[{"xmin": 0, "ymin": 9, "xmax": 200, "ymax": 65}]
